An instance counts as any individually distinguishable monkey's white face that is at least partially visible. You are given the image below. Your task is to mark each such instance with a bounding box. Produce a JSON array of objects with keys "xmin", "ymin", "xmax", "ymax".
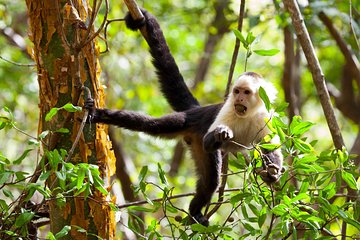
[{"xmin": 231, "ymin": 81, "xmax": 262, "ymax": 118}]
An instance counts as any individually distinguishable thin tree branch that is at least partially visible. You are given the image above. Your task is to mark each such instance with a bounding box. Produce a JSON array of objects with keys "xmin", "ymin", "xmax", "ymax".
[
  {"xmin": 0, "ymin": 55, "xmax": 35, "ymax": 67},
  {"xmin": 123, "ymin": 0, "xmax": 148, "ymax": 41},
  {"xmin": 283, "ymin": 0, "xmax": 345, "ymax": 150},
  {"xmin": 224, "ymin": 0, "xmax": 246, "ymax": 98}
]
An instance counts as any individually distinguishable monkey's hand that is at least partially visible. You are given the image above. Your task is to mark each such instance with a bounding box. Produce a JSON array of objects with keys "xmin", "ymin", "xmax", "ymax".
[
  {"xmin": 84, "ymin": 97, "xmax": 96, "ymax": 122},
  {"xmin": 203, "ymin": 125, "xmax": 233, "ymax": 152},
  {"xmin": 256, "ymin": 150, "xmax": 284, "ymax": 183},
  {"xmin": 124, "ymin": 9, "xmax": 148, "ymax": 31},
  {"xmin": 214, "ymin": 125, "xmax": 234, "ymax": 143}
]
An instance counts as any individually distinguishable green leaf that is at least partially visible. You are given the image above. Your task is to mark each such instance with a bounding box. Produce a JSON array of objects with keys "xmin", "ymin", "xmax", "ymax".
[
  {"xmin": 259, "ymin": 86, "xmax": 271, "ymax": 111},
  {"xmin": 272, "ymin": 203, "xmax": 288, "ymax": 216},
  {"xmin": 0, "ymin": 199, "xmax": 8, "ymax": 212},
  {"xmin": 275, "ymin": 102, "xmax": 289, "ymax": 113},
  {"xmin": 13, "ymin": 149, "xmax": 33, "ymax": 165},
  {"xmin": 291, "ymin": 121, "xmax": 314, "ymax": 136},
  {"xmin": 15, "ymin": 211, "xmax": 35, "ymax": 227},
  {"xmin": 74, "ymin": 182, "xmax": 88, "ymax": 196},
  {"xmin": 254, "ymin": 49, "xmax": 280, "ymax": 56},
  {"xmin": 55, "ymin": 128, "xmax": 70, "ymax": 133},
  {"xmin": 241, "ymin": 205, "xmax": 249, "ymax": 219},
  {"xmin": 39, "ymin": 171, "xmax": 51, "ymax": 181},
  {"xmin": 291, "ymin": 193, "xmax": 310, "ymax": 203},
  {"xmin": 38, "ymin": 130, "xmax": 49, "ymax": 139},
  {"xmin": 0, "ymin": 172, "xmax": 12, "ymax": 185},
  {"xmin": 230, "ymin": 192, "xmax": 252, "ymax": 205},
  {"xmin": 249, "ymin": 203, "xmax": 259, "ymax": 216},
  {"xmin": 341, "ymin": 171, "xmax": 358, "ymax": 190},
  {"xmin": 321, "ymin": 182, "xmax": 336, "ymax": 199},
  {"xmin": 94, "ymin": 180, "xmax": 108, "ymax": 195},
  {"xmin": 299, "ymin": 180, "xmax": 310, "ymax": 193},
  {"xmin": 55, "ymin": 225, "xmax": 71, "ymax": 239},
  {"xmin": 165, "ymin": 204, "xmax": 178, "ymax": 214},
  {"xmin": 246, "ymin": 32, "xmax": 256, "ymax": 45},
  {"xmin": 258, "ymin": 207, "xmax": 267, "ymax": 228},
  {"xmin": 243, "ymin": 222, "xmax": 255, "ymax": 232},
  {"xmin": 233, "ymin": 29, "xmax": 248, "ymax": 47},
  {"xmin": 337, "ymin": 148, "xmax": 349, "ymax": 163},
  {"xmin": 275, "ymin": 125, "xmax": 286, "ymax": 143},
  {"xmin": 191, "ymin": 223, "xmax": 208, "ymax": 233},
  {"xmin": 138, "ymin": 166, "xmax": 148, "ymax": 182},
  {"xmin": 77, "ymin": 168, "xmax": 85, "ymax": 190},
  {"xmin": 45, "ymin": 108, "xmax": 59, "ymax": 121},
  {"xmin": 293, "ymin": 138, "xmax": 314, "ymax": 153},
  {"xmin": 157, "ymin": 163, "xmax": 168, "ymax": 185},
  {"xmin": 3, "ymin": 189, "xmax": 14, "ymax": 198},
  {"xmin": 62, "ymin": 103, "xmax": 82, "ymax": 112},
  {"xmin": 337, "ymin": 209, "xmax": 360, "ymax": 230},
  {"xmin": 260, "ymin": 143, "xmax": 280, "ymax": 151},
  {"xmin": 128, "ymin": 205, "xmax": 156, "ymax": 213},
  {"xmin": 46, "ymin": 232, "xmax": 56, "ymax": 240}
]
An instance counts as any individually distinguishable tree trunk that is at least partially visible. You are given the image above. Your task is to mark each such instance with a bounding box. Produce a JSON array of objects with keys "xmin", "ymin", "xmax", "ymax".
[{"xmin": 25, "ymin": 1, "xmax": 116, "ymax": 239}]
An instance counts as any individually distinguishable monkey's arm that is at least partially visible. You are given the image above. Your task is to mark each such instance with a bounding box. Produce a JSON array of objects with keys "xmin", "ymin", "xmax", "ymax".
[
  {"xmin": 85, "ymin": 99, "xmax": 187, "ymax": 137},
  {"xmin": 203, "ymin": 125, "xmax": 234, "ymax": 152},
  {"xmin": 125, "ymin": 9, "xmax": 199, "ymax": 111}
]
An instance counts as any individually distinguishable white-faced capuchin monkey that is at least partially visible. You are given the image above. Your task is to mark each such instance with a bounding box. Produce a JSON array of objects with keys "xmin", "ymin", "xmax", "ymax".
[{"xmin": 85, "ymin": 9, "xmax": 283, "ymax": 226}]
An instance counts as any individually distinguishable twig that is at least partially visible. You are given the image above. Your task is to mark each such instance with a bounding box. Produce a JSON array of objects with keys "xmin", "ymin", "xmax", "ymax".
[
  {"xmin": 79, "ymin": 0, "xmax": 109, "ymax": 48},
  {"xmin": 123, "ymin": 0, "xmax": 144, "ymax": 21},
  {"xmin": 102, "ymin": 18, "xmax": 125, "ymax": 53},
  {"xmin": 116, "ymin": 188, "xmax": 240, "ymax": 209},
  {"xmin": 0, "ymin": 55, "xmax": 35, "ymax": 67},
  {"xmin": 282, "ymin": 0, "xmax": 345, "ymax": 150},
  {"xmin": 224, "ymin": 0, "xmax": 246, "ymax": 98},
  {"xmin": 64, "ymin": 86, "xmax": 91, "ymax": 163}
]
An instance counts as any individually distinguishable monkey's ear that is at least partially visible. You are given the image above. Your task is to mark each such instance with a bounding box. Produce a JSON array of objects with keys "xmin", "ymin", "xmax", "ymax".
[{"xmin": 125, "ymin": 9, "xmax": 148, "ymax": 31}]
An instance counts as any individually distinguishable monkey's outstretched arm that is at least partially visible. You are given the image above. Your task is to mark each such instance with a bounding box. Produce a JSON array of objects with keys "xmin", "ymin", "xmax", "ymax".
[
  {"xmin": 125, "ymin": 9, "xmax": 199, "ymax": 111},
  {"xmin": 85, "ymin": 99, "xmax": 188, "ymax": 137}
]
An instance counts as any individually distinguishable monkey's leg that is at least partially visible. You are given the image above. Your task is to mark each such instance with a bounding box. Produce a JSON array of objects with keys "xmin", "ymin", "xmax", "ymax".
[{"xmin": 189, "ymin": 142, "xmax": 222, "ymax": 226}]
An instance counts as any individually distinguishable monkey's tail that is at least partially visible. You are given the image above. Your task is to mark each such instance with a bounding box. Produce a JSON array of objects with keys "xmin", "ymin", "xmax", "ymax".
[{"xmin": 125, "ymin": 9, "xmax": 200, "ymax": 111}]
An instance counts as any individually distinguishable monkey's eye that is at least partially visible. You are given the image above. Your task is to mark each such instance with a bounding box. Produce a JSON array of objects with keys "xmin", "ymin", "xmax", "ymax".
[
  {"xmin": 244, "ymin": 89, "xmax": 251, "ymax": 95},
  {"xmin": 233, "ymin": 89, "xmax": 240, "ymax": 94}
]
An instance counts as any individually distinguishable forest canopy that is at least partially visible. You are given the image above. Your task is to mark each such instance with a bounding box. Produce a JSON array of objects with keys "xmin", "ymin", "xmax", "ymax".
[{"xmin": 0, "ymin": 0, "xmax": 359, "ymax": 239}]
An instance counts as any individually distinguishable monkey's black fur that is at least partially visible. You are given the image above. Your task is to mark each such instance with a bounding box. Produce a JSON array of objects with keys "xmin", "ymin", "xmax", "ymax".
[
  {"xmin": 125, "ymin": 10, "xmax": 199, "ymax": 112},
  {"xmin": 86, "ymin": 9, "xmax": 282, "ymax": 226},
  {"xmin": 86, "ymin": 97, "xmax": 223, "ymax": 226},
  {"xmin": 88, "ymin": 101, "xmax": 222, "ymax": 138}
]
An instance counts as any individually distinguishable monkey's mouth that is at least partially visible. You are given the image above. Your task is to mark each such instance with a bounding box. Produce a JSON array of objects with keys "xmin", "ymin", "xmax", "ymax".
[{"xmin": 234, "ymin": 104, "xmax": 247, "ymax": 115}]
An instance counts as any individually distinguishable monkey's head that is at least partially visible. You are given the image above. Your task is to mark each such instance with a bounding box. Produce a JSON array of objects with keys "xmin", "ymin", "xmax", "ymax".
[{"xmin": 230, "ymin": 72, "xmax": 277, "ymax": 118}]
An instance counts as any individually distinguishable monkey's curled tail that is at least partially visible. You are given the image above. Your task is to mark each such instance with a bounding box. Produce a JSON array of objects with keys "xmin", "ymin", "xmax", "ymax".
[{"xmin": 125, "ymin": 9, "xmax": 200, "ymax": 111}]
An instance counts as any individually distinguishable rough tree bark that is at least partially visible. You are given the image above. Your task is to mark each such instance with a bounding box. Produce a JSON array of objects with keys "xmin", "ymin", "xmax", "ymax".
[{"xmin": 25, "ymin": 1, "xmax": 116, "ymax": 239}]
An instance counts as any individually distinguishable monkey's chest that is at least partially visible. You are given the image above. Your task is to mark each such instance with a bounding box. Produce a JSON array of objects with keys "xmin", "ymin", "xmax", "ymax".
[{"xmin": 225, "ymin": 119, "xmax": 268, "ymax": 151}]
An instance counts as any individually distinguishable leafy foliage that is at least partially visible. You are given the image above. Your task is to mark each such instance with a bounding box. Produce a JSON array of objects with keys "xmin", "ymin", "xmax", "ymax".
[{"xmin": 0, "ymin": 0, "xmax": 359, "ymax": 239}]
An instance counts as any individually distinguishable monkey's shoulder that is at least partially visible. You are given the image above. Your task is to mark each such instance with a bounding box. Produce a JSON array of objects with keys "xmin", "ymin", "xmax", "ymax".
[{"xmin": 184, "ymin": 103, "xmax": 223, "ymax": 134}]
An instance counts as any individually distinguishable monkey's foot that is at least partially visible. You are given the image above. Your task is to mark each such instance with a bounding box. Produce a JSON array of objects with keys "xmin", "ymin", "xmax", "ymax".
[
  {"xmin": 256, "ymin": 163, "xmax": 284, "ymax": 183},
  {"xmin": 191, "ymin": 213, "xmax": 209, "ymax": 227}
]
